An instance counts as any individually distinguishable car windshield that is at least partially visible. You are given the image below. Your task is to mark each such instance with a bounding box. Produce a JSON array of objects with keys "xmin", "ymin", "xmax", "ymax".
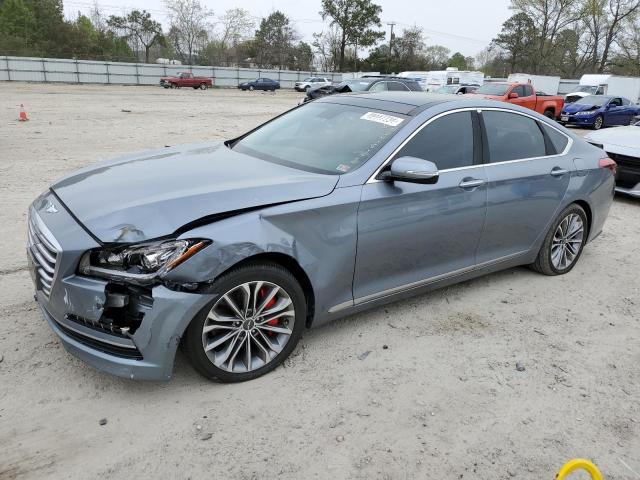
[
  {"xmin": 574, "ymin": 85, "xmax": 597, "ymax": 94},
  {"xmin": 303, "ymin": 77, "xmax": 313, "ymax": 82},
  {"xmin": 475, "ymin": 84, "xmax": 509, "ymax": 95},
  {"xmin": 575, "ymin": 96, "xmax": 610, "ymax": 106},
  {"xmin": 435, "ymin": 85, "xmax": 458, "ymax": 94},
  {"xmin": 233, "ymin": 103, "xmax": 405, "ymax": 175}
]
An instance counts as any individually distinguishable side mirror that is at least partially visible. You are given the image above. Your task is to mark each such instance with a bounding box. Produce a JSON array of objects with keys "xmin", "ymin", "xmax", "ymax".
[
  {"xmin": 509, "ymin": 92, "xmax": 519, "ymax": 99},
  {"xmin": 380, "ymin": 156, "xmax": 439, "ymax": 184}
]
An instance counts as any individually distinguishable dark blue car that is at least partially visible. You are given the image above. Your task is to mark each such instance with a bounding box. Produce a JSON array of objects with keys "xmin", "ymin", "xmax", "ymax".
[
  {"xmin": 238, "ymin": 78, "xmax": 281, "ymax": 91},
  {"xmin": 560, "ymin": 95, "xmax": 640, "ymax": 130}
]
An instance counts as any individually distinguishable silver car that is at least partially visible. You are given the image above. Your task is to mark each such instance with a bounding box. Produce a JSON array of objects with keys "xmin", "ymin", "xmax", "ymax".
[{"xmin": 28, "ymin": 93, "xmax": 615, "ymax": 382}]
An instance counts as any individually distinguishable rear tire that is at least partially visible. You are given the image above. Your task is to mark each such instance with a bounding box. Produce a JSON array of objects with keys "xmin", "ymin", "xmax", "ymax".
[
  {"xmin": 530, "ymin": 204, "xmax": 588, "ymax": 276},
  {"xmin": 200, "ymin": 83, "xmax": 207, "ymax": 90},
  {"xmin": 183, "ymin": 262, "xmax": 306, "ymax": 383},
  {"xmin": 249, "ymin": 85, "xmax": 254, "ymax": 91},
  {"xmin": 543, "ymin": 109, "xmax": 555, "ymax": 119}
]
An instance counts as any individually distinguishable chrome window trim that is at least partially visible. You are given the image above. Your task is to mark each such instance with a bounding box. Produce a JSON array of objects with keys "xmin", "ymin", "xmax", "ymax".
[{"xmin": 366, "ymin": 107, "xmax": 573, "ymax": 184}]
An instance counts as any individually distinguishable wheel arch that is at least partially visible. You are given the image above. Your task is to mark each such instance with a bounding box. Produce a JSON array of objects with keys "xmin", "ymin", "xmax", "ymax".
[
  {"xmin": 572, "ymin": 198, "xmax": 593, "ymax": 239},
  {"xmin": 214, "ymin": 252, "xmax": 316, "ymax": 328}
]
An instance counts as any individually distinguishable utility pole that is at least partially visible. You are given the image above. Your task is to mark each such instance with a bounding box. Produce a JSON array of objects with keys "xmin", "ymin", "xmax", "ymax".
[{"xmin": 387, "ymin": 22, "xmax": 396, "ymax": 74}]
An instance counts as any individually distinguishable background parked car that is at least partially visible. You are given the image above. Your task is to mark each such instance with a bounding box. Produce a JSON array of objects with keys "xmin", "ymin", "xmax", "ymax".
[
  {"xmin": 303, "ymin": 76, "xmax": 422, "ymax": 102},
  {"xmin": 434, "ymin": 84, "xmax": 480, "ymax": 95},
  {"xmin": 238, "ymin": 78, "xmax": 280, "ymax": 91},
  {"xmin": 560, "ymin": 95, "xmax": 640, "ymax": 130},
  {"xmin": 585, "ymin": 121, "xmax": 640, "ymax": 197},
  {"xmin": 160, "ymin": 72, "xmax": 212, "ymax": 89},
  {"xmin": 466, "ymin": 82, "xmax": 564, "ymax": 119},
  {"xmin": 294, "ymin": 77, "xmax": 332, "ymax": 92}
]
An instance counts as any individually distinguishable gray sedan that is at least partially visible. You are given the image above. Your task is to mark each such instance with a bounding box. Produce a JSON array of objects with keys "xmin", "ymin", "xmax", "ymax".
[{"xmin": 28, "ymin": 93, "xmax": 615, "ymax": 382}]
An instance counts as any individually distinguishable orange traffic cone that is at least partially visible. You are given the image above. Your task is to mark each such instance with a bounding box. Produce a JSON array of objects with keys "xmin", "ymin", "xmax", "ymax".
[{"xmin": 19, "ymin": 104, "xmax": 28, "ymax": 122}]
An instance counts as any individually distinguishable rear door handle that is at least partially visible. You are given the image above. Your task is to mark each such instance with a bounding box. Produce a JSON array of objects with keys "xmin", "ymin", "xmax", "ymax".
[
  {"xmin": 550, "ymin": 167, "xmax": 569, "ymax": 177},
  {"xmin": 459, "ymin": 178, "xmax": 485, "ymax": 189}
]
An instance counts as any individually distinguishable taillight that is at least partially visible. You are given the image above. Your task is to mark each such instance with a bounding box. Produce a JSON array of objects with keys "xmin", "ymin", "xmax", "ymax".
[{"xmin": 599, "ymin": 157, "xmax": 617, "ymax": 175}]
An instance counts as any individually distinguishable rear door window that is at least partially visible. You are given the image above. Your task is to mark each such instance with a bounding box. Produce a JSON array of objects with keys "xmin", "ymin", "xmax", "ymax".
[
  {"xmin": 395, "ymin": 111, "xmax": 475, "ymax": 170},
  {"xmin": 540, "ymin": 123, "xmax": 569, "ymax": 154},
  {"xmin": 523, "ymin": 85, "xmax": 534, "ymax": 97},
  {"xmin": 482, "ymin": 111, "xmax": 546, "ymax": 162}
]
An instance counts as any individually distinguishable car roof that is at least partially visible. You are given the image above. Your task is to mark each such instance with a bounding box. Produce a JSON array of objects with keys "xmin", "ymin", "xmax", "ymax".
[
  {"xmin": 316, "ymin": 91, "xmax": 555, "ymax": 117},
  {"xmin": 317, "ymin": 92, "xmax": 463, "ymax": 115}
]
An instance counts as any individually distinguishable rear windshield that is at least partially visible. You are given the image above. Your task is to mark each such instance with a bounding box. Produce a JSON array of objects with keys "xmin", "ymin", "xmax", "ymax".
[
  {"xmin": 233, "ymin": 103, "xmax": 405, "ymax": 174},
  {"xmin": 475, "ymin": 84, "xmax": 509, "ymax": 96}
]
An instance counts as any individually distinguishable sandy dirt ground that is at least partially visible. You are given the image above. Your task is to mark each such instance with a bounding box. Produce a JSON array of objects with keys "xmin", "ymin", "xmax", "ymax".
[{"xmin": 0, "ymin": 83, "xmax": 639, "ymax": 480}]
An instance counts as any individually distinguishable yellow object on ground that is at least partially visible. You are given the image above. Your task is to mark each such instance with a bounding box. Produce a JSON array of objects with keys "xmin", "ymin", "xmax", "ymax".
[{"xmin": 556, "ymin": 459, "xmax": 603, "ymax": 480}]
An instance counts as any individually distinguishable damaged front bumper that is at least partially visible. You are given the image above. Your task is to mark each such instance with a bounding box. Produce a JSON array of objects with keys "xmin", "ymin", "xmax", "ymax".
[{"xmin": 29, "ymin": 192, "xmax": 215, "ymax": 381}]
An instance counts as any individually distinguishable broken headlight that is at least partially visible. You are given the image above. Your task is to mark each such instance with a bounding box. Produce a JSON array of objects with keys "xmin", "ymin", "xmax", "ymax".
[{"xmin": 80, "ymin": 239, "xmax": 210, "ymax": 284}]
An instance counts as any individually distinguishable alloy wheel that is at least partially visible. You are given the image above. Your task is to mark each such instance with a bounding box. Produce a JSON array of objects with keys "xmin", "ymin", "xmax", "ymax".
[
  {"xmin": 551, "ymin": 213, "xmax": 584, "ymax": 270},
  {"xmin": 201, "ymin": 281, "xmax": 295, "ymax": 373},
  {"xmin": 594, "ymin": 116, "xmax": 603, "ymax": 129}
]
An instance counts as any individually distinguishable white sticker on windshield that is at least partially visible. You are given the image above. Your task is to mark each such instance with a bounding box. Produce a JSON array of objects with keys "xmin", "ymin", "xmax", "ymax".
[{"xmin": 360, "ymin": 112, "xmax": 404, "ymax": 127}]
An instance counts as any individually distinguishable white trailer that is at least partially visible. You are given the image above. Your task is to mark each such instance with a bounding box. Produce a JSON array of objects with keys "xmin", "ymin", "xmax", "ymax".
[
  {"xmin": 566, "ymin": 74, "xmax": 640, "ymax": 103},
  {"xmin": 398, "ymin": 67, "xmax": 484, "ymax": 92},
  {"xmin": 507, "ymin": 73, "xmax": 561, "ymax": 95}
]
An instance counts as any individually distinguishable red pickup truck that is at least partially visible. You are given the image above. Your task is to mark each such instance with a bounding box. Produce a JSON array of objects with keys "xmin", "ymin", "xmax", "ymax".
[
  {"xmin": 160, "ymin": 72, "xmax": 213, "ymax": 90},
  {"xmin": 466, "ymin": 82, "xmax": 565, "ymax": 119}
]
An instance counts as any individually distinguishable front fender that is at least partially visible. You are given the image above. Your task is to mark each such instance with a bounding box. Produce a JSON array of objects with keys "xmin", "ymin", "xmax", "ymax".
[{"xmin": 163, "ymin": 186, "xmax": 362, "ymax": 324}]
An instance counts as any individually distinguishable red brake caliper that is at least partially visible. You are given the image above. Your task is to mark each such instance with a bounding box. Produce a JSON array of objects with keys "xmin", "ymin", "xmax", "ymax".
[{"xmin": 259, "ymin": 287, "xmax": 279, "ymax": 335}]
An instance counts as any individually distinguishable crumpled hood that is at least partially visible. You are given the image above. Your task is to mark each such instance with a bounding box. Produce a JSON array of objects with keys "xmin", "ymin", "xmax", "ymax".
[
  {"xmin": 586, "ymin": 126, "xmax": 640, "ymax": 151},
  {"xmin": 563, "ymin": 103, "xmax": 599, "ymax": 113},
  {"xmin": 52, "ymin": 141, "xmax": 339, "ymax": 243}
]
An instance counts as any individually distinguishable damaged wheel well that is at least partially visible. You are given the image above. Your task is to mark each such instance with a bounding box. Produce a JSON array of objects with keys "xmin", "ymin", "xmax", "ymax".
[{"xmin": 217, "ymin": 253, "xmax": 316, "ymax": 328}]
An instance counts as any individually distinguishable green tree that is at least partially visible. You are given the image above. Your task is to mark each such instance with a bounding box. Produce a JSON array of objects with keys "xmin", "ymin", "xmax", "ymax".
[
  {"xmin": 0, "ymin": 0, "xmax": 36, "ymax": 45},
  {"xmin": 320, "ymin": 0, "xmax": 384, "ymax": 71},
  {"xmin": 492, "ymin": 12, "xmax": 537, "ymax": 74},
  {"xmin": 253, "ymin": 11, "xmax": 297, "ymax": 69},
  {"xmin": 107, "ymin": 10, "xmax": 164, "ymax": 62},
  {"xmin": 448, "ymin": 52, "xmax": 470, "ymax": 70}
]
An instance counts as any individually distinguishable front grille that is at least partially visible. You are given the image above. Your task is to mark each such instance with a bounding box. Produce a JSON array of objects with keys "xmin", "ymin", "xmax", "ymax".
[
  {"xmin": 56, "ymin": 321, "xmax": 143, "ymax": 360},
  {"xmin": 27, "ymin": 214, "xmax": 59, "ymax": 298}
]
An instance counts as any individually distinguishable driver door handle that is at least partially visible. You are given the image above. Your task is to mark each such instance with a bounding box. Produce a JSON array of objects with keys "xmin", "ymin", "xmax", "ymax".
[
  {"xmin": 550, "ymin": 167, "xmax": 569, "ymax": 177},
  {"xmin": 459, "ymin": 178, "xmax": 485, "ymax": 189}
]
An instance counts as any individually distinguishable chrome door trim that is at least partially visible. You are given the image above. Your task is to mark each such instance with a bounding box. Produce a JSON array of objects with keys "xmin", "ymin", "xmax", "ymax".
[
  {"xmin": 366, "ymin": 107, "xmax": 574, "ymax": 184},
  {"xmin": 328, "ymin": 250, "xmax": 528, "ymax": 313}
]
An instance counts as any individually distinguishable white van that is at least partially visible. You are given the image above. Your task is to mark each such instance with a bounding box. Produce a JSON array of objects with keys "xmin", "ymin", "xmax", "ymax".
[
  {"xmin": 507, "ymin": 73, "xmax": 561, "ymax": 95},
  {"xmin": 566, "ymin": 74, "xmax": 640, "ymax": 103},
  {"xmin": 398, "ymin": 68, "xmax": 484, "ymax": 92}
]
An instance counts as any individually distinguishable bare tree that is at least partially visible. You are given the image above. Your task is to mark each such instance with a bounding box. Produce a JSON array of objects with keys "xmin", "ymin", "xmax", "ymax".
[
  {"xmin": 312, "ymin": 26, "xmax": 342, "ymax": 71},
  {"xmin": 218, "ymin": 8, "xmax": 254, "ymax": 50},
  {"xmin": 164, "ymin": 0, "xmax": 213, "ymax": 64},
  {"xmin": 510, "ymin": 0, "xmax": 585, "ymax": 72},
  {"xmin": 598, "ymin": 0, "xmax": 640, "ymax": 71}
]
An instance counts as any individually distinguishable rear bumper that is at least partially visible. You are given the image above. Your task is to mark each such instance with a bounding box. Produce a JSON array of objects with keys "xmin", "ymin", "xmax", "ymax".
[{"xmin": 615, "ymin": 184, "xmax": 640, "ymax": 198}]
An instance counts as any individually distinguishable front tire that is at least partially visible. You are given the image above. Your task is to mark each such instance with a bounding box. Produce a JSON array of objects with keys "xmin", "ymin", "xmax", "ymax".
[
  {"xmin": 531, "ymin": 204, "xmax": 588, "ymax": 276},
  {"xmin": 200, "ymin": 83, "xmax": 207, "ymax": 90},
  {"xmin": 592, "ymin": 115, "xmax": 604, "ymax": 130},
  {"xmin": 249, "ymin": 85, "xmax": 254, "ymax": 91},
  {"xmin": 183, "ymin": 262, "xmax": 306, "ymax": 382}
]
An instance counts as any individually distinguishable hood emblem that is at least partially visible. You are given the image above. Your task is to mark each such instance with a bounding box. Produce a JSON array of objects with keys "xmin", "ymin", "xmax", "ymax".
[{"xmin": 45, "ymin": 202, "xmax": 58, "ymax": 214}]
